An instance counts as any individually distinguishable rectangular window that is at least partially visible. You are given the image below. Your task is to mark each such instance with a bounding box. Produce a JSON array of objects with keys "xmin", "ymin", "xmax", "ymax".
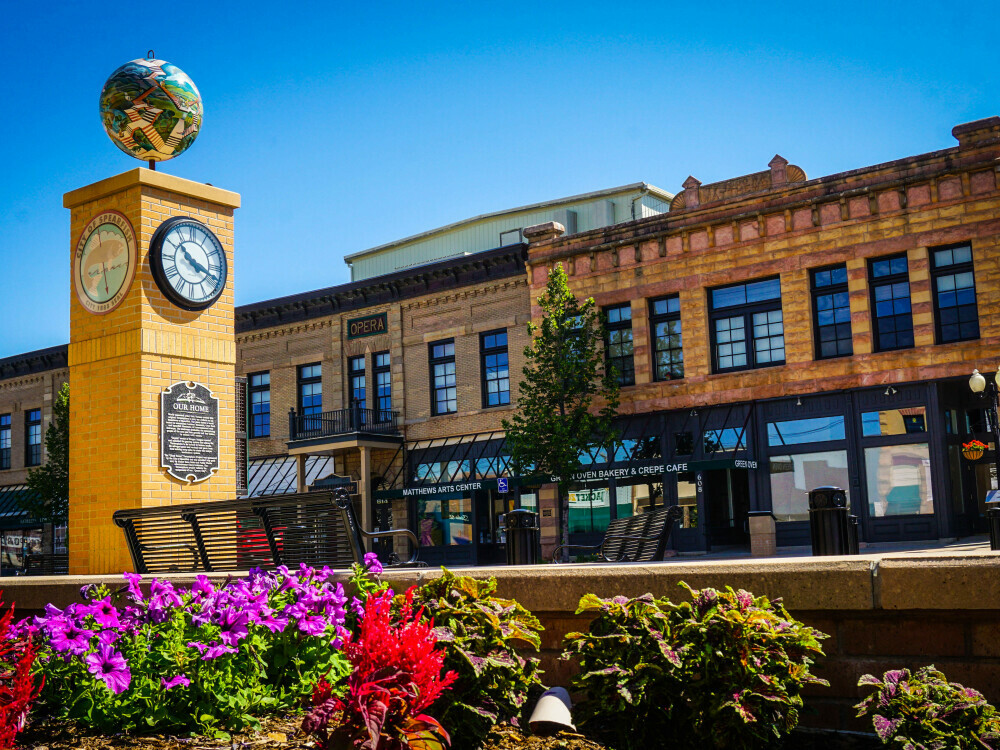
[
  {"xmin": 349, "ymin": 356, "xmax": 366, "ymax": 410},
  {"xmin": 374, "ymin": 351, "xmax": 391, "ymax": 417},
  {"xmin": 703, "ymin": 428, "xmax": 748, "ymax": 453},
  {"xmin": 709, "ymin": 278, "xmax": 784, "ymax": 372},
  {"xmin": 767, "ymin": 416, "xmax": 846, "ymax": 447},
  {"xmin": 650, "ymin": 296, "xmax": 683, "ymax": 381},
  {"xmin": 931, "ymin": 244, "xmax": 979, "ymax": 343},
  {"xmin": 429, "ymin": 340, "xmax": 457, "ymax": 415},
  {"xmin": 770, "ymin": 450, "xmax": 850, "ymax": 522},
  {"xmin": 480, "ymin": 330, "xmax": 510, "ymax": 407},
  {"xmin": 25, "ymin": 409, "xmax": 41, "ymax": 467},
  {"xmin": 298, "ymin": 363, "xmax": 322, "ymax": 415},
  {"xmin": 248, "ymin": 372, "xmax": 270, "ymax": 438},
  {"xmin": 417, "ymin": 496, "xmax": 472, "ymax": 547},
  {"xmin": 865, "ymin": 443, "xmax": 933, "ymax": 516},
  {"xmin": 0, "ymin": 414, "xmax": 10, "ymax": 470},
  {"xmin": 811, "ymin": 265, "xmax": 853, "ymax": 359},
  {"xmin": 861, "ymin": 407, "xmax": 927, "ymax": 437},
  {"xmin": 869, "ymin": 254, "xmax": 914, "ymax": 351},
  {"xmin": 604, "ymin": 304, "xmax": 635, "ymax": 385}
]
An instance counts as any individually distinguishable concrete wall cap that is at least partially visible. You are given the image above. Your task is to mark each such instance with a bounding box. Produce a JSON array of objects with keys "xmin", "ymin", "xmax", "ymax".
[{"xmin": 64, "ymin": 168, "xmax": 241, "ymax": 209}]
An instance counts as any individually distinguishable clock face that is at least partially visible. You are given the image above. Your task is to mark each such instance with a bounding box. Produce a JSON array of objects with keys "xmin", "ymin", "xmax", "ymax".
[
  {"xmin": 73, "ymin": 211, "xmax": 137, "ymax": 314},
  {"xmin": 150, "ymin": 217, "xmax": 228, "ymax": 310}
]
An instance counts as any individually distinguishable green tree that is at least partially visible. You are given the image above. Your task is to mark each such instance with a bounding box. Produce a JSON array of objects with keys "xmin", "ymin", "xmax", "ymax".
[
  {"xmin": 502, "ymin": 264, "xmax": 620, "ymax": 560},
  {"xmin": 22, "ymin": 383, "xmax": 69, "ymax": 525}
]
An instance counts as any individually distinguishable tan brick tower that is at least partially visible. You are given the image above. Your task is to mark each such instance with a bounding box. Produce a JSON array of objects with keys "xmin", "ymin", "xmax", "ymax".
[{"xmin": 65, "ymin": 169, "xmax": 240, "ymax": 574}]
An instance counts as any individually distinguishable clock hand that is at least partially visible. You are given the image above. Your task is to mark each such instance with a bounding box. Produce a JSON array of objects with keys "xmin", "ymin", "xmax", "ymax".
[
  {"xmin": 101, "ymin": 262, "xmax": 109, "ymax": 294},
  {"xmin": 180, "ymin": 247, "xmax": 217, "ymax": 285}
]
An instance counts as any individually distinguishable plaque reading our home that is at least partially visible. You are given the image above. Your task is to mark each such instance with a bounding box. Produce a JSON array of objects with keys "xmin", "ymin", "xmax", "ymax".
[{"xmin": 161, "ymin": 381, "xmax": 220, "ymax": 483}]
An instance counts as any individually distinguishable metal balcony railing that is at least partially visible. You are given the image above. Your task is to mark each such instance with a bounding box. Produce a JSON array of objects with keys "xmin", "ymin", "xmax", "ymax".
[{"xmin": 288, "ymin": 406, "xmax": 400, "ymax": 441}]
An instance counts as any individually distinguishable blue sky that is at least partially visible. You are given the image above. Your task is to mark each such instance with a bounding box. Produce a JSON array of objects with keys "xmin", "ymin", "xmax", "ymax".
[{"xmin": 1, "ymin": 0, "xmax": 996, "ymax": 358}]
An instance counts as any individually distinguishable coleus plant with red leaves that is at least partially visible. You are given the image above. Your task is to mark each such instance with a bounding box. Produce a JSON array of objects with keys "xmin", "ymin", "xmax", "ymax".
[{"xmin": 303, "ymin": 588, "xmax": 457, "ymax": 750}]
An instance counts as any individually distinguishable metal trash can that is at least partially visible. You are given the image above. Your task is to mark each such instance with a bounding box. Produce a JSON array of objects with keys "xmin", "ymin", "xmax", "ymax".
[
  {"xmin": 505, "ymin": 509, "xmax": 539, "ymax": 565},
  {"xmin": 987, "ymin": 503, "xmax": 1000, "ymax": 552},
  {"xmin": 808, "ymin": 486, "xmax": 852, "ymax": 556}
]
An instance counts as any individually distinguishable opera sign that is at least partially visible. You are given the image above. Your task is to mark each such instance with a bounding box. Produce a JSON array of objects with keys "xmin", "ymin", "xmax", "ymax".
[{"xmin": 347, "ymin": 312, "xmax": 387, "ymax": 339}]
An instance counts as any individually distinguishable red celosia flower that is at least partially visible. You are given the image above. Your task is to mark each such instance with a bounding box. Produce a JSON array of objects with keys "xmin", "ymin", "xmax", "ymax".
[
  {"xmin": 303, "ymin": 588, "xmax": 457, "ymax": 750},
  {"xmin": 0, "ymin": 594, "xmax": 42, "ymax": 748}
]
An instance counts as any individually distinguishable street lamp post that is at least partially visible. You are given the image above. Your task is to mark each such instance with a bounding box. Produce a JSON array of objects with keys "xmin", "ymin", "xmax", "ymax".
[{"xmin": 969, "ymin": 365, "xmax": 1000, "ymax": 550}]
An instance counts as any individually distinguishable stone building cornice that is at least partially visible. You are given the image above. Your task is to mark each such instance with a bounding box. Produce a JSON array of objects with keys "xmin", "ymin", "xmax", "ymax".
[
  {"xmin": 235, "ymin": 244, "xmax": 528, "ymax": 334},
  {"xmin": 0, "ymin": 345, "xmax": 68, "ymax": 380}
]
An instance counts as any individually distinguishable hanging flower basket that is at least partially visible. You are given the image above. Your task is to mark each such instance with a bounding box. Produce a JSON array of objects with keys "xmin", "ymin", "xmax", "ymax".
[{"xmin": 963, "ymin": 440, "xmax": 988, "ymax": 461}]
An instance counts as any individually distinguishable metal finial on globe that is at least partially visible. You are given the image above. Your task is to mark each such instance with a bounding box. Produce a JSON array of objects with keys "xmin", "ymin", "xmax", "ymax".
[{"xmin": 99, "ymin": 55, "xmax": 202, "ymax": 163}]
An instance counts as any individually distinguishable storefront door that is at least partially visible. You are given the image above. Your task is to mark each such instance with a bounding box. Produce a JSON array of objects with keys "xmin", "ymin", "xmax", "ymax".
[
  {"xmin": 475, "ymin": 490, "xmax": 515, "ymax": 566},
  {"xmin": 703, "ymin": 468, "xmax": 750, "ymax": 548}
]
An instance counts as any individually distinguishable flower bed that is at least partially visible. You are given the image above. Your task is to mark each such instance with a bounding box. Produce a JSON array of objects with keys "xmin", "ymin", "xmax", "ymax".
[{"xmin": 4, "ymin": 560, "xmax": 997, "ymax": 749}]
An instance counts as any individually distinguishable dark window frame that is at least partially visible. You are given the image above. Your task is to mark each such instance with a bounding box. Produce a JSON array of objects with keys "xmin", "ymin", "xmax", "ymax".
[
  {"xmin": 0, "ymin": 414, "xmax": 10, "ymax": 470},
  {"xmin": 480, "ymin": 329, "xmax": 510, "ymax": 408},
  {"xmin": 930, "ymin": 242, "xmax": 979, "ymax": 344},
  {"xmin": 649, "ymin": 295, "xmax": 683, "ymax": 381},
  {"xmin": 811, "ymin": 263, "xmax": 853, "ymax": 360},
  {"xmin": 429, "ymin": 339, "xmax": 457, "ymax": 416},
  {"xmin": 604, "ymin": 303, "xmax": 635, "ymax": 386},
  {"xmin": 248, "ymin": 371, "xmax": 271, "ymax": 438},
  {"xmin": 25, "ymin": 408, "xmax": 41, "ymax": 468},
  {"xmin": 868, "ymin": 253, "xmax": 914, "ymax": 352},
  {"xmin": 297, "ymin": 362, "xmax": 323, "ymax": 415},
  {"xmin": 348, "ymin": 355, "xmax": 367, "ymax": 411},
  {"xmin": 708, "ymin": 277, "xmax": 785, "ymax": 374},
  {"xmin": 374, "ymin": 351, "xmax": 391, "ymax": 417}
]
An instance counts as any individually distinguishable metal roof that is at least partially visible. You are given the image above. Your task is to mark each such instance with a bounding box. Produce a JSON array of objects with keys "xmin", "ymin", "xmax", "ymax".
[
  {"xmin": 0, "ymin": 485, "xmax": 41, "ymax": 525},
  {"xmin": 342, "ymin": 182, "xmax": 673, "ymax": 263},
  {"xmin": 244, "ymin": 455, "xmax": 337, "ymax": 498}
]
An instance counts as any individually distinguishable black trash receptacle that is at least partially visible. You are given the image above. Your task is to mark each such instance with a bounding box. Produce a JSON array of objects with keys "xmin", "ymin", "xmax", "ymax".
[
  {"xmin": 505, "ymin": 509, "xmax": 539, "ymax": 565},
  {"xmin": 987, "ymin": 504, "xmax": 1000, "ymax": 552},
  {"xmin": 808, "ymin": 486, "xmax": 851, "ymax": 556}
]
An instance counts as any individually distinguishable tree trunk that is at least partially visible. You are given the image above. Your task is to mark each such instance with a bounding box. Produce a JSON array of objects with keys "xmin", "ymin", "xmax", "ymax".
[{"xmin": 559, "ymin": 483, "xmax": 570, "ymax": 563}]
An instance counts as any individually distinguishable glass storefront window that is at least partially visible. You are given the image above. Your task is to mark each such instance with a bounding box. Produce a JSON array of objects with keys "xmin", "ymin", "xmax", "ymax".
[
  {"xmin": 767, "ymin": 416, "xmax": 845, "ymax": 447},
  {"xmin": 412, "ymin": 460, "xmax": 471, "ymax": 485},
  {"xmin": 865, "ymin": 444, "xmax": 933, "ymax": 516},
  {"xmin": 519, "ymin": 491, "xmax": 538, "ymax": 513},
  {"xmin": 861, "ymin": 407, "xmax": 927, "ymax": 437},
  {"xmin": 416, "ymin": 496, "xmax": 472, "ymax": 546},
  {"xmin": 474, "ymin": 455, "xmax": 511, "ymax": 479},
  {"xmin": 677, "ymin": 471, "xmax": 698, "ymax": 528},
  {"xmin": 704, "ymin": 428, "xmax": 748, "ymax": 453},
  {"xmin": 615, "ymin": 480, "xmax": 663, "ymax": 518},
  {"xmin": 1, "ymin": 528, "xmax": 42, "ymax": 572},
  {"xmin": 568, "ymin": 487, "xmax": 611, "ymax": 534},
  {"xmin": 769, "ymin": 451, "xmax": 850, "ymax": 521}
]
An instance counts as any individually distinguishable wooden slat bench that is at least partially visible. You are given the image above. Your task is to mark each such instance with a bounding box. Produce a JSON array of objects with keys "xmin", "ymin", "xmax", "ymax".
[
  {"xmin": 552, "ymin": 504, "xmax": 684, "ymax": 563},
  {"xmin": 113, "ymin": 490, "xmax": 423, "ymax": 575}
]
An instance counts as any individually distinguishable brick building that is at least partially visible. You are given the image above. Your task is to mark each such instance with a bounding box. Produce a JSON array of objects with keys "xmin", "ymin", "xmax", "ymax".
[{"xmin": 2, "ymin": 118, "xmax": 999, "ymax": 566}]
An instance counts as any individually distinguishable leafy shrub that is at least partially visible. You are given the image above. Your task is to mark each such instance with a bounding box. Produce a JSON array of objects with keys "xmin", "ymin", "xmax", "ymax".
[
  {"xmin": 856, "ymin": 666, "xmax": 1000, "ymax": 748},
  {"xmin": 563, "ymin": 583, "xmax": 829, "ymax": 750},
  {"xmin": 561, "ymin": 593, "xmax": 686, "ymax": 749},
  {"xmin": 303, "ymin": 588, "xmax": 456, "ymax": 750},
  {"xmin": 407, "ymin": 568, "xmax": 544, "ymax": 747},
  {"xmin": 0, "ymin": 597, "xmax": 42, "ymax": 748},
  {"xmin": 28, "ymin": 566, "xmax": 351, "ymax": 736}
]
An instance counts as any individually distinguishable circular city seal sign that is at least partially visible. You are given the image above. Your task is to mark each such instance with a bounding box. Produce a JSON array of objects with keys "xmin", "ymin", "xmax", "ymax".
[
  {"xmin": 160, "ymin": 381, "xmax": 220, "ymax": 483},
  {"xmin": 73, "ymin": 210, "xmax": 137, "ymax": 315}
]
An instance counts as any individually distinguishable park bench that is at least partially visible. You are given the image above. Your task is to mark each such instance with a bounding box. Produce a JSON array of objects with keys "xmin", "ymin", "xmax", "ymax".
[
  {"xmin": 552, "ymin": 504, "xmax": 684, "ymax": 563},
  {"xmin": 113, "ymin": 489, "xmax": 423, "ymax": 575},
  {"xmin": 24, "ymin": 553, "xmax": 69, "ymax": 576}
]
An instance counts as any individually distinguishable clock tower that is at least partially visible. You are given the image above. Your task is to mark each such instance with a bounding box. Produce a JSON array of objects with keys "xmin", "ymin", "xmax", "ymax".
[{"xmin": 65, "ymin": 168, "xmax": 240, "ymax": 575}]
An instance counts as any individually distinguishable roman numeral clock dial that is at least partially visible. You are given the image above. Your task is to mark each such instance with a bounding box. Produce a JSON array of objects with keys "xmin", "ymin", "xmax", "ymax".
[{"xmin": 149, "ymin": 217, "xmax": 227, "ymax": 311}]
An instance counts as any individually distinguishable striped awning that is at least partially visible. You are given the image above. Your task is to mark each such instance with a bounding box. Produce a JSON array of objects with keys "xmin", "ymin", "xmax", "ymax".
[
  {"xmin": 0, "ymin": 485, "xmax": 41, "ymax": 525},
  {"xmin": 245, "ymin": 455, "xmax": 336, "ymax": 498}
]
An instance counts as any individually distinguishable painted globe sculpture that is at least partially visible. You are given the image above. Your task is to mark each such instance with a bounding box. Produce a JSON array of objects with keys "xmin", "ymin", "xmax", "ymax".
[{"xmin": 100, "ymin": 57, "xmax": 202, "ymax": 162}]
